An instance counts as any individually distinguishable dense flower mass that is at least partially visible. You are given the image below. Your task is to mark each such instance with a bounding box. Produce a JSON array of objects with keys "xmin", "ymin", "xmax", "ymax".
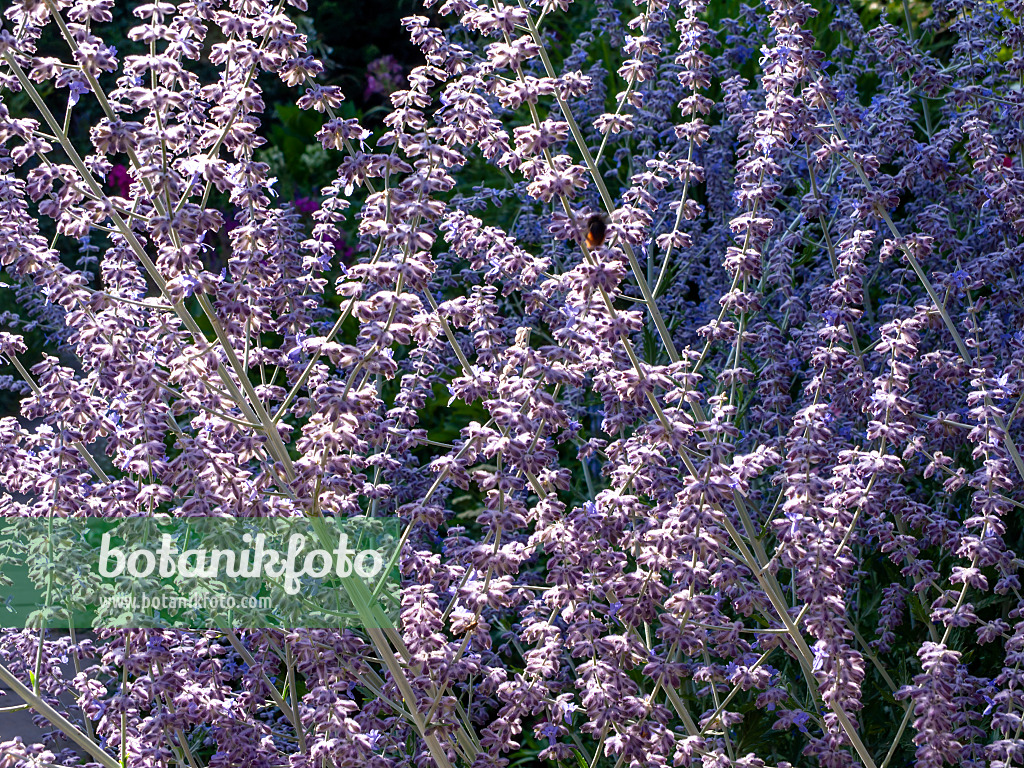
[{"xmin": 1, "ymin": 0, "xmax": 1024, "ymax": 766}]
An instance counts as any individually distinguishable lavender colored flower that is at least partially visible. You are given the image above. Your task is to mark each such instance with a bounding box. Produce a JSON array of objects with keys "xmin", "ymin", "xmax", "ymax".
[{"xmin": 2, "ymin": 0, "xmax": 1024, "ymax": 767}]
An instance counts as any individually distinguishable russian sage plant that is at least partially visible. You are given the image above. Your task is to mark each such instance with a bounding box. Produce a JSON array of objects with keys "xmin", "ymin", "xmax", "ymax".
[{"xmin": 0, "ymin": 0, "xmax": 1023, "ymax": 767}]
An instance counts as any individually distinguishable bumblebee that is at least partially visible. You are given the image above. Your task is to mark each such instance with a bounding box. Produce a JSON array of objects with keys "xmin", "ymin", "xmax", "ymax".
[{"xmin": 585, "ymin": 213, "xmax": 609, "ymax": 248}]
